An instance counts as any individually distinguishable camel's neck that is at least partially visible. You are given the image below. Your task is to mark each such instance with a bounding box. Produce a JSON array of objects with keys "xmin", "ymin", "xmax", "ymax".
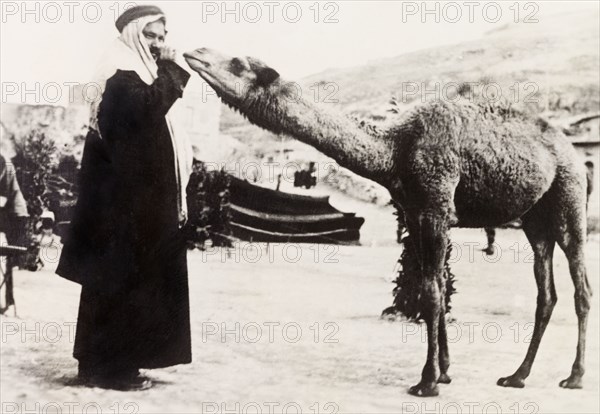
[{"xmin": 245, "ymin": 89, "xmax": 395, "ymax": 186}]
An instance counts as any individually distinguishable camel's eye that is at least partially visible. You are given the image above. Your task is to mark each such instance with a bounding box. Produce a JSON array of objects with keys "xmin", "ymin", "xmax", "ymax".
[{"xmin": 230, "ymin": 58, "xmax": 246, "ymax": 75}]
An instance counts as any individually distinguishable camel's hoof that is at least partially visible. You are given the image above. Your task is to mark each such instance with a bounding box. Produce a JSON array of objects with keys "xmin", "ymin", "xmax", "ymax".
[
  {"xmin": 497, "ymin": 375, "xmax": 525, "ymax": 388},
  {"xmin": 408, "ymin": 382, "xmax": 439, "ymax": 397},
  {"xmin": 438, "ymin": 373, "xmax": 452, "ymax": 384},
  {"xmin": 559, "ymin": 376, "xmax": 583, "ymax": 389}
]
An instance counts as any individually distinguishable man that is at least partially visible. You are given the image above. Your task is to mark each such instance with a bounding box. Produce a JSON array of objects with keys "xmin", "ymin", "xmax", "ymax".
[
  {"xmin": 56, "ymin": 5, "xmax": 193, "ymax": 391},
  {"xmin": 585, "ymin": 161, "xmax": 594, "ymax": 201},
  {"xmin": 0, "ymin": 152, "xmax": 29, "ymax": 315}
]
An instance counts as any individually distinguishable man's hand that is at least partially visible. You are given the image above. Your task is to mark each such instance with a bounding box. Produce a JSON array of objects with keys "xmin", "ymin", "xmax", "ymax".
[{"xmin": 156, "ymin": 45, "xmax": 177, "ymax": 62}]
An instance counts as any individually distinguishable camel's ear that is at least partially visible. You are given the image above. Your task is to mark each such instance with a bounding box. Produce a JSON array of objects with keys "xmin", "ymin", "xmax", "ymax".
[{"xmin": 256, "ymin": 67, "xmax": 280, "ymax": 86}]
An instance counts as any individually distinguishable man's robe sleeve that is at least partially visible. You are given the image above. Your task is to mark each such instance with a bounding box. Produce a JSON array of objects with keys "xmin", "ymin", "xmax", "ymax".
[{"xmin": 99, "ymin": 60, "xmax": 191, "ymax": 129}]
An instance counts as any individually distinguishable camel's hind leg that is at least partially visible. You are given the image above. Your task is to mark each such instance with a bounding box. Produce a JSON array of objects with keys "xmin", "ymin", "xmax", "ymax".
[
  {"xmin": 498, "ymin": 166, "xmax": 591, "ymax": 389},
  {"xmin": 498, "ymin": 208, "xmax": 556, "ymax": 388},
  {"xmin": 554, "ymin": 194, "xmax": 591, "ymax": 389}
]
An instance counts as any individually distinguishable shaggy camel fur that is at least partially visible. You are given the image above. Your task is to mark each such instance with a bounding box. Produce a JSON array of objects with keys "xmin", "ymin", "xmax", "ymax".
[{"xmin": 184, "ymin": 48, "xmax": 591, "ymax": 397}]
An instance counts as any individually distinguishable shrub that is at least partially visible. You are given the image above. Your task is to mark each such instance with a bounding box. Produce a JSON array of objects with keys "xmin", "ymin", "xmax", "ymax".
[
  {"xmin": 384, "ymin": 232, "xmax": 457, "ymax": 321},
  {"xmin": 383, "ymin": 206, "xmax": 457, "ymax": 321},
  {"xmin": 185, "ymin": 160, "xmax": 233, "ymax": 249},
  {"xmin": 10, "ymin": 129, "xmax": 57, "ymax": 270}
]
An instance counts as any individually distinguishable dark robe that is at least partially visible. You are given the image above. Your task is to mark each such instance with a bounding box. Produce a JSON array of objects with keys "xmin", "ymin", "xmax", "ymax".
[{"xmin": 56, "ymin": 60, "xmax": 192, "ymax": 372}]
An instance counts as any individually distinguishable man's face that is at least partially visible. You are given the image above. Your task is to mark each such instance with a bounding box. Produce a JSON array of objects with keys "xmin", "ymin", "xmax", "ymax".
[{"xmin": 142, "ymin": 20, "xmax": 166, "ymax": 61}]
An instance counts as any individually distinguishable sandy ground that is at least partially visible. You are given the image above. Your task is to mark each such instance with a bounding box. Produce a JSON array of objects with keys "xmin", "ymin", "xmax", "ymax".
[{"xmin": 1, "ymin": 203, "xmax": 599, "ymax": 413}]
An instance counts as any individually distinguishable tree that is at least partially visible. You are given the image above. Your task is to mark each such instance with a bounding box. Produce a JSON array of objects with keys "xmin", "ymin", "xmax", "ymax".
[{"xmin": 10, "ymin": 129, "xmax": 57, "ymax": 270}]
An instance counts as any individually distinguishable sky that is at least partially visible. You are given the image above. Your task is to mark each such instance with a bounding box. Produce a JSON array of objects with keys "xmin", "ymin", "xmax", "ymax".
[{"xmin": 1, "ymin": 1, "xmax": 598, "ymax": 105}]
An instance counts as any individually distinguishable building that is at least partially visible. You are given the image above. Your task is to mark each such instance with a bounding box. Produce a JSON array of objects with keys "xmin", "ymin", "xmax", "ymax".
[{"xmin": 569, "ymin": 115, "xmax": 600, "ymax": 219}]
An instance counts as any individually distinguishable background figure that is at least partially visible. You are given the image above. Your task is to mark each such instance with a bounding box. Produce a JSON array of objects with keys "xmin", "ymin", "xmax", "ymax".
[
  {"xmin": 585, "ymin": 161, "xmax": 594, "ymax": 202},
  {"xmin": 483, "ymin": 227, "xmax": 496, "ymax": 256},
  {"xmin": 56, "ymin": 5, "xmax": 192, "ymax": 391},
  {"xmin": 0, "ymin": 154, "xmax": 29, "ymax": 314}
]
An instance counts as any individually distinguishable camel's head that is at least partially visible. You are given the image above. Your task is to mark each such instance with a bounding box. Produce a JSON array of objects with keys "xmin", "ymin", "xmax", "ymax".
[
  {"xmin": 184, "ymin": 48, "xmax": 280, "ymax": 106},
  {"xmin": 184, "ymin": 48, "xmax": 293, "ymax": 133}
]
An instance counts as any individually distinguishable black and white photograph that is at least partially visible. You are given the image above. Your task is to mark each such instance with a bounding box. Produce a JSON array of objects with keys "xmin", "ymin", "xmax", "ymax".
[{"xmin": 1, "ymin": 1, "xmax": 599, "ymax": 412}]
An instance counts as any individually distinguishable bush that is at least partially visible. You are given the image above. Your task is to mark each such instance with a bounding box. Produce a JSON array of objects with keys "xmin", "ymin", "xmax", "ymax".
[
  {"xmin": 383, "ymin": 206, "xmax": 457, "ymax": 321},
  {"xmin": 383, "ymin": 232, "xmax": 457, "ymax": 322},
  {"xmin": 10, "ymin": 129, "xmax": 57, "ymax": 270},
  {"xmin": 185, "ymin": 160, "xmax": 233, "ymax": 249}
]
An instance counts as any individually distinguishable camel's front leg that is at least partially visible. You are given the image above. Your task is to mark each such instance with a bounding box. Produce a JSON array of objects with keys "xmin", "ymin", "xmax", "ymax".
[
  {"xmin": 407, "ymin": 213, "xmax": 450, "ymax": 397},
  {"xmin": 438, "ymin": 312, "xmax": 451, "ymax": 384}
]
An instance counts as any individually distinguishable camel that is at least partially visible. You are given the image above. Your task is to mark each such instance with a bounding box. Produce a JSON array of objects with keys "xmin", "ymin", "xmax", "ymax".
[{"xmin": 183, "ymin": 48, "xmax": 591, "ymax": 397}]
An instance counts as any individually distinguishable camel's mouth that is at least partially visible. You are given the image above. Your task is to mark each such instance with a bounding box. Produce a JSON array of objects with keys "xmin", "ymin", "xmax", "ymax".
[
  {"xmin": 184, "ymin": 53, "xmax": 224, "ymax": 93},
  {"xmin": 183, "ymin": 52, "xmax": 203, "ymax": 63},
  {"xmin": 183, "ymin": 53, "xmax": 210, "ymax": 73},
  {"xmin": 184, "ymin": 51, "xmax": 228, "ymax": 89}
]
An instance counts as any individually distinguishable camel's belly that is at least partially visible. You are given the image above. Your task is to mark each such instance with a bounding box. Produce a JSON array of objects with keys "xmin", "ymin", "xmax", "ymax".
[
  {"xmin": 454, "ymin": 195, "xmax": 531, "ymax": 227},
  {"xmin": 453, "ymin": 149, "xmax": 556, "ymax": 228}
]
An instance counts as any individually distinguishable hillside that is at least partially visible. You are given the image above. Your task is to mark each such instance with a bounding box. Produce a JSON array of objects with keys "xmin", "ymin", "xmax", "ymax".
[{"xmin": 300, "ymin": 8, "xmax": 600, "ymax": 118}]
